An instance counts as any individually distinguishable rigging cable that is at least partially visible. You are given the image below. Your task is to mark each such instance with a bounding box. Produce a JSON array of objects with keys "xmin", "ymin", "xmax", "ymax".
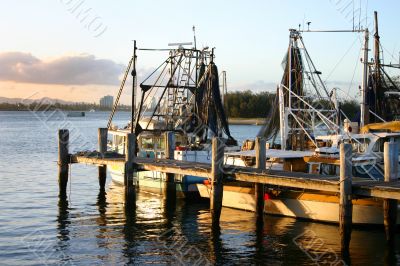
[
  {"xmin": 346, "ymin": 37, "xmax": 364, "ymax": 99},
  {"xmin": 324, "ymin": 36, "xmax": 360, "ymax": 83},
  {"xmin": 107, "ymin": 56, "xmax": 134, "ymax": 129}
]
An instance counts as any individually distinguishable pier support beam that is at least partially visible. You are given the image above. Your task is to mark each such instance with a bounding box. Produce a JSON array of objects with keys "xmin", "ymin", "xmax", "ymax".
[
  {"xmin": 125, "ymin": 133, "xmax": 136, "ymax": 205},
  {"xmin": 58, "ymin": 129, "xmax": 69, "ymax": 196},
  {"xmin": 255, "ymin": 137, "xmax": 266, "ymax": 224},
  {"xmin": 339, "ymin": 143, "xmax": 353, "ymax": 253},
  {"xmin": 210, "ymin": 137, "xmax": 224, "ymax": 228},
  {"xmin": 164, "ymin": 132, "xmax": 176, "ymax": 197},
  {"xmin": 98, "ymin": 128, "xmax": 108, "ymax": 191},
  {"xmin": 384, "ymin": 142, "xmax": 398, "ymax": 244}
]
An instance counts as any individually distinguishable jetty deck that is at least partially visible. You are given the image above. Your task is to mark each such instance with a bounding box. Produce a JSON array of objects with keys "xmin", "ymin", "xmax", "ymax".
[
  {"xmin": 58, "ymin": 128, "xmax": 400, "ymax": 253},
  {"xmin": 71, "ymin": 153, "xmax": 400, "ymax": 200}
]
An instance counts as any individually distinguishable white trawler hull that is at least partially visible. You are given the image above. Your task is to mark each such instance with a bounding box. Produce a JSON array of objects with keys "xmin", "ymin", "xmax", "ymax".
[
  {"xmin": 108, "ymin": 150, "xmax": 215, "ymax": 197},
  {"xmin": 196, "ymin": 183, "xmax": 400, "ymax": 225},
  {"xmin": 195, "ymin": 148, "xmax": 400, "ymax": 225},
  {"xmin": 109, "ymin": 163, "xmax": 203, "ymax": 198}
]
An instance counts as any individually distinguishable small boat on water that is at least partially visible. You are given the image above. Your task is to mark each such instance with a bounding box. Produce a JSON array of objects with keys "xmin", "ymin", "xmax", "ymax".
[
  {"xmin": 106, "ymin": 40, "xmax": 239, "ymax": 197},
  {"xmin": 67, "ymin": 111, "xmax": 85, "ymax": 117}
]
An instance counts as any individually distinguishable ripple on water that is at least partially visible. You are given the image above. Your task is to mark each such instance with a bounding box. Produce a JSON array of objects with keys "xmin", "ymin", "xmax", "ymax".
[{"xmin": 1, "ymin": 111, "xmax": 399, "ymax": 265}]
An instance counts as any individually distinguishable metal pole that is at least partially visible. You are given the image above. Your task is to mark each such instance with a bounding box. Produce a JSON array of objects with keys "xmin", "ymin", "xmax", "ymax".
[
  {"xmin": 360, "ymin": 29, "xmax": 369, "ymax": 127},
  {"xmin": 279, "ymin": 85, "xmax": 286, "ymax": 150}
]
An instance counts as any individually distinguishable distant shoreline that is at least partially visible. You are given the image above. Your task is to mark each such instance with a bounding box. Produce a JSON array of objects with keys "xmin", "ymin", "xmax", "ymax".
[
  {"xmin": 228, "ymin": 118, "xmax": 266, "ymax": 125},
  {"xmin": 0, "ymin": 110, "xmax": 267, "ymax": 125}
]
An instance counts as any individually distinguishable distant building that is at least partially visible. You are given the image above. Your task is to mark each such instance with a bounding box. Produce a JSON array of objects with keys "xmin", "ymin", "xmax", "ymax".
[{"xmin": 100, "ymin": 95, "xmax": 113, "ymax": 109}]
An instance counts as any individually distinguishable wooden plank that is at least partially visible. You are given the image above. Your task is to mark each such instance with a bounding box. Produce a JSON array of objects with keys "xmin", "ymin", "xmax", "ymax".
[
  {"xmin": 383, "ymin": 142, "xmax": 398, "ymax": 244},
  {"xmin": 255, "ymin": 137, "xmax": 266, "ymax": 222},
  {"xmin": 124, "ymin": 133, "xmax": 136, "ymax": 205},
  {"xmin": 71, "ymin": 155, "xmax": 125, "ymax": 166},
  {"xmin": 353, "ymin": 186, "xmax": 400, "ymax": 200},
  {"xmin": 125, "ymin": 133, "xmax": 136, "ymax": 197},
  {"xmin": 210, "ymin": 137, "xmax": 224, "ymax": 228},
  {"xmin": 232, "ymin": 171, "xmax": 339, "ymax": 192},
  {"xmin": 58, "ymin": 129, "xmax": 69, "ymax": 196},
  {"xmin": 164, "ymin": 131, "xmax": 176, "ymax": 200},
  {"xmin": 339, "ymin": 143, "xmax": 353, "ymax": 253},
  {"xmin": 70, "ymin": 151, "xmax": 400, "ymax": 201},
  {"xmin": 98, "ymin": 128, "xmax": 108, "ymax": 191},
  {"xmin": 136, "ymin": 160, "xmax": 210, "ymax": 178}
]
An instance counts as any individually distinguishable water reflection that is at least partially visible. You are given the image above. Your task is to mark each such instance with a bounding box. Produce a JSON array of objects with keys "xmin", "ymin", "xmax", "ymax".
[
  {"xmin": 53, "ymin": 180, "xmax": 400, "ymax": 265},
  {"xmin": 56, "ymin": 194, "xmax": 72, "ymax": 264}
]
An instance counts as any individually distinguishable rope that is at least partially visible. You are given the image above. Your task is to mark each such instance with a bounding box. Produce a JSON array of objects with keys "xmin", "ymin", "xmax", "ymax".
[{"xmin": 107, "ymin": 56, "xmax": 134, "ymax": 129}]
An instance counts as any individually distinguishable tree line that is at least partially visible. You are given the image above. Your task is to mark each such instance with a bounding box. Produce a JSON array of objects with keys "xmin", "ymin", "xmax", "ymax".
[{"xmin": 224, "ymin": 90, "xmax": 360, "ymax": 119}]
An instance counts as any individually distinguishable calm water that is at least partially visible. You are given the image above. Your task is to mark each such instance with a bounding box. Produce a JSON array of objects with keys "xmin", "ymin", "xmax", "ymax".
[{"xmin": 0, "ymin": 111, "xmax": 399, "ymax": 265}]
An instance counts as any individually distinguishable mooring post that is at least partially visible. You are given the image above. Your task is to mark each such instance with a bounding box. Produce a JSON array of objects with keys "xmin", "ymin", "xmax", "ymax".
[
  {"xmin": 98, "ymin": 128, "xmax": 108, "ymax": 191},
  {"xmin": 210, "ymin": 137, "xmax": 224, "ymax": 228},
  {"xmin": 255, "ymin": 137, "xmax": 266, "ymax": 224},
  {"xmin": 339, "ymin": 143, "xmax": 353, "ymax": 253},
  {"xmin": 125, "ymin": 133, "xmax": 136, "ymax": 203},
  {"xmin": 384, "ymin": 141, "xmax": 398, "ymax": 244},
  {"xmin": 164, "ymin": 131, "xmax": 176, "ymax": 194},
  {"xmin": 58, "ymin": 129, "xmax": 69, "ymax": 196}
]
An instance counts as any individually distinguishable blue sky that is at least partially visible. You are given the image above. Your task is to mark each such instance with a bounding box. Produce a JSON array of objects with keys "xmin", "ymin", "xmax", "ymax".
[{"xmin": 0, "ymin": 0, "xmax": 399, "ymax": 103}]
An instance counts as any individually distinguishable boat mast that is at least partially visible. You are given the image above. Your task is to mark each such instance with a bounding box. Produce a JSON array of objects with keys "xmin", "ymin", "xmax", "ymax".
[
  {"xmin": 360, "ymin": 28, "xmax": 369, "ymax": 128},
  {"xmin": 221, "ymin": 71, "xmax": 227, "ymax": 108},
  {"xmin": 373, "ymin": 11, "xmax": 381, "ymax": 119},
  {"xmin": 279, "ymin": 85, "xmax": 286, "ymax": 150},
  {"xmin": 374, "ymin": 11, "xmax": 380, "ymax": 83},
  {"xmin": 131, "ymin": 40, "xmax": 137, "ymax": 134},
  {"xmin": 288, "ymin": 30, "xmax": 293, "ymax": 111}
]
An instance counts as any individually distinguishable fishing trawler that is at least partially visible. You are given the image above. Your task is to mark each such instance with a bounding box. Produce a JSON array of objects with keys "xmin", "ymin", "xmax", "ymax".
[
  {"xmin": 106, "ymin": 39, "xmax": 238, "ymax": 197},
  {"xmin": 197, "ymin": 12, "xmax": 400, "ymax": 224}
]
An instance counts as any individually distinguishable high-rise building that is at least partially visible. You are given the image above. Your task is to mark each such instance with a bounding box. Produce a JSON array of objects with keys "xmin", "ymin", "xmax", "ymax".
[{"xmin": 99, "ymin": 95, "xmax": 113, "ymax": 109}]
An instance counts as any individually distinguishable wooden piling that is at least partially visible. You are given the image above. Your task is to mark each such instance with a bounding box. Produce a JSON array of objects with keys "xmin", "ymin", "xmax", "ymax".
[
  {"xmin": 255, "ymin": 137, "xmax": 266, "ymax": 223},
  {"xmin": 384, "ymin": 142, "xmax": 398, "ymax": 244},
  {"xmin": 210, "ymin": 137, "xmax": 224, "ymax": 228},
  {"xmin": 125, "ymin": 133, "xmax": 136, "ymax": 201},
  {"xmin": 164, "ymin": 132, "xmax": 176, "ymax": 196},
  {"xmin": 98, "ymin": 128, "xmax": 108, "ymax": 191},
  {"xmin": 339, "ymin": 143, "xmax": 353, "ymax": 253},
  {"xmin": 58, "ymin": 129, "xmax": 69, "ymax": 196}
]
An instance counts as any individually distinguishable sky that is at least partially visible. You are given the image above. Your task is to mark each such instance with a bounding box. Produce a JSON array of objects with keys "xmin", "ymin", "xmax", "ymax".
[{"xmin": 0, "ymin": 0, "xmax": 399, "ymax": 104}]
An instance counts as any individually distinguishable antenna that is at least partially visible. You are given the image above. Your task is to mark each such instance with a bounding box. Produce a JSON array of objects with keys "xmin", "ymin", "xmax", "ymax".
[
  {"xmin": 359, "ymin": 0, "xmax": 361, "ymax": 30},
  {"xmin": 365, "ymin": 0, "xmax": 368, "ymax": 28},
  {"xmin": 307, "ymin": 22, "xmax": 311, "ymax": 31},
  {"xmin": 352, "ymin": 0, "xmax": 354, "ymax": 30},
  {"xmin": 193, "ymin": 25, "xmax": 197, "ymax": 50}
]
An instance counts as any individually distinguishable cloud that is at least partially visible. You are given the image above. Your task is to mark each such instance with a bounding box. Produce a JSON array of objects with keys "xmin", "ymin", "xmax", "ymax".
[{"xmin": 0, "ymin": 52, "xmax": 124, "ymax": 85}]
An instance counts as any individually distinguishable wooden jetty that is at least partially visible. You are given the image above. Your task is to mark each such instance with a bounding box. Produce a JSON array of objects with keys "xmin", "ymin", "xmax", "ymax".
[{"xmin": 59, "ymin": 128, "xmax": 400, "ymax": 253}]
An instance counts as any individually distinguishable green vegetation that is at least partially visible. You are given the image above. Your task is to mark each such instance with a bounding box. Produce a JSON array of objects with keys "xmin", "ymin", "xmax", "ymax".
[
  {"xmin": 224, "ymin": 90, "xmax": 360, "ymax": 119},
  {"xmin": 224, "ymin": 90, "xmax": 275, "ymax": 118},
  {"xmin": 340, "ymin": 99, "xmax": 359, "ymax": 120}
]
